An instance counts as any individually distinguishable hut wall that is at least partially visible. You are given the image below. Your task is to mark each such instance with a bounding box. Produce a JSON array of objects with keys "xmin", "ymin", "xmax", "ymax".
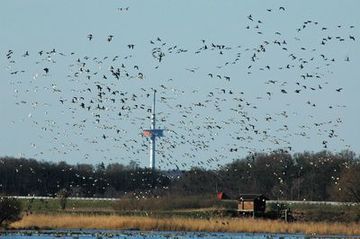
[{"xmin": 238, "ymin": 201, "xmax": 254, "ymax": 211}]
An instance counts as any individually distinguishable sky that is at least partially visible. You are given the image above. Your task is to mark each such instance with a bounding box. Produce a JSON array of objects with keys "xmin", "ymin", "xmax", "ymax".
[{"xmin": 1, "ymin": 0, "xmax": 360, "ymax": 169}]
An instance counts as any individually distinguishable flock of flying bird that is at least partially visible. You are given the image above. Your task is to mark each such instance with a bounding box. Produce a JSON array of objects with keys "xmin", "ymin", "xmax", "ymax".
[{"xmin": 3, "ymin": 5, "xmax": 357, "ymax": 171}]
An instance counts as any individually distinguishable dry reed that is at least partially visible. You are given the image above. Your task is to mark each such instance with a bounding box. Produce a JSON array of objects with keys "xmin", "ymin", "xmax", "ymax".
[{"xmin": 11, "ymin": 214, "xmax": 360, "ymax": 236}]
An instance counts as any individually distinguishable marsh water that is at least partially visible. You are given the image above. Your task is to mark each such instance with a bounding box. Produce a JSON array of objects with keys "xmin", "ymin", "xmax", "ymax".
[{"xmin": 0, "ymin": 230, "xmax": 355, "ymax": 239}]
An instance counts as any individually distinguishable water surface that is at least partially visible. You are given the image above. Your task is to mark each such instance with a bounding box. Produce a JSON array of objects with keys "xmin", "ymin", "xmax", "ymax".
[{"xmin": 0, "ymin": 230, "xmax": 355, "ymax": 239}]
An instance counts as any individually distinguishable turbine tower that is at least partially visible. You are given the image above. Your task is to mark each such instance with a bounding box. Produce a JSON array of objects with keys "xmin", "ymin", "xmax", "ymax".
[{"xmin": 143, "ymin": 90, "xmax": 164, "ymax": 170}]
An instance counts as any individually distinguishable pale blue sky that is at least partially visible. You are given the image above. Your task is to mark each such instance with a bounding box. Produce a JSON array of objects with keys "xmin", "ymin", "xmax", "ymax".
[{"xmin": 1, "ymin": 0, "xmax": 359, "ymax": 169}]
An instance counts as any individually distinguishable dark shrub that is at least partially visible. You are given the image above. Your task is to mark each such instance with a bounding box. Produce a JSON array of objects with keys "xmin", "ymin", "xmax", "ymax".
[{"xmin": 0, "ymin": 197, "xmax": 22, "ymax": 227}]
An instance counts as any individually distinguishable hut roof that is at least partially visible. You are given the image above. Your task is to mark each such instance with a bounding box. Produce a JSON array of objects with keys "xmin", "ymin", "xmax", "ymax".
[
  {"xmin": 238, "ymin": 194, "xmax": 269, "ymax": 201},
  {"xmin": 217, "ymin": 191, "xmax": 231, "ymax": 200}
]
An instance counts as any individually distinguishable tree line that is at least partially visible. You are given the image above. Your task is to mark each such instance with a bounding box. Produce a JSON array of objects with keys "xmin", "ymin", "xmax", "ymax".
[{"xmin": 0, "ymin": 150, "xmax": 359, "ymax": 202}]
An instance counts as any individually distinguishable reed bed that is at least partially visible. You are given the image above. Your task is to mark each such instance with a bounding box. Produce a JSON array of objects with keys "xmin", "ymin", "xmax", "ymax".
[{"xmin": 10, "ymin": 214, "xmax": 360, "ymax": 236}]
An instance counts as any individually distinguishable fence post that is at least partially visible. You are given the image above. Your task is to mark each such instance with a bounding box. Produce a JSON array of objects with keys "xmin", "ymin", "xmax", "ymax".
[{"xmin": 284, "ymin": 209, "xmax": 288, "ymax": 222}]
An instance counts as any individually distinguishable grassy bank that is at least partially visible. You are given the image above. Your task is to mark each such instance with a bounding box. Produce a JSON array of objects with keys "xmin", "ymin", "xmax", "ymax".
[
  {"xmin": 10, "ymin": 214, "xmax": 360, "ymax": 236},
  {"xmin": 19, "ymin": 198, "xmax": 114, "ymax": 213},
  {"xmin": 285, "ymin": 203, "xmax": 360, "ymax": 222},
  {"xmin": 18, "ymin": 197, "xmax": 360, "ymax": 223}
]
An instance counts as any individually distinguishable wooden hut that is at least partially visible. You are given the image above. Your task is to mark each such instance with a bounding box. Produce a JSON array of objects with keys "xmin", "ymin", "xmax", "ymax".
[{"xmin": 237, "ymin": 194, "xmax": 268, "ymax": 216}]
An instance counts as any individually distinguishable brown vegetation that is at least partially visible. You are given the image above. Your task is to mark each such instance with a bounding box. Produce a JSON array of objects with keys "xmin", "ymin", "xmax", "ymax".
[{"xmin": 11, "ymin": 214, "xmax": 360, "ymax": 235}]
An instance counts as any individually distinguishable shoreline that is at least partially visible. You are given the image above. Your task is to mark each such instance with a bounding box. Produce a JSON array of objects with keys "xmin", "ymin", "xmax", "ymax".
[{"xmin": 9, "ymin": 214, "xmax": 360, "ymax": 236}]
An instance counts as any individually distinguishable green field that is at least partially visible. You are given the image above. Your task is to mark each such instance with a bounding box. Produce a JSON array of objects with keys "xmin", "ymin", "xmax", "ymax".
[
  {"xmin": 19, "ymin": 196, "xmax": 223, "ymax": 218},
  {"xmin": 282, "ymin": 203, "xmax": 360, "ymax": 222},
  {"xmin": 20, "ymin": 198, "xmax": 114, "ymax": 214}
]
